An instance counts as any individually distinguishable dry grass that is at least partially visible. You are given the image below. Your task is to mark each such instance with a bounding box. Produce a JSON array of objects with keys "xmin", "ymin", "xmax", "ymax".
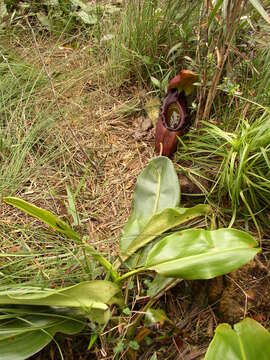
[
  {"xmin": 1, "ymin": 29, "xmax": 154, "ymax": 288},
  {"xmin": 0, "ymin": 28, "xmax": 158, "ymax": 359}
]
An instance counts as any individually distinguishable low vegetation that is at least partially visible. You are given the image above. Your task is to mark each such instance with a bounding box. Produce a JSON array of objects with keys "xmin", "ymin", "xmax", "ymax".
[{"xmin": 0, "ymin": 0, "xmax": 270, "ymax": 359}]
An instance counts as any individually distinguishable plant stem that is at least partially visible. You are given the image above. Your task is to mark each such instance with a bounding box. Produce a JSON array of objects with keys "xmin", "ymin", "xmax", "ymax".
[
  {"xmin": 126, "ymin": 298, "xmax": 156, "ymax": 338},
  {"xmin": 116, "ymin": 267, "xmax": 146, "ymax": 283},
  {"xmin": 83, "ymin": 242, "xmax": 120, "ymax": 282}
]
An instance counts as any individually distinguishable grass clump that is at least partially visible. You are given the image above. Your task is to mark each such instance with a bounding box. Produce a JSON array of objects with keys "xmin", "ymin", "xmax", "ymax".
[
  {"xmin": 0, "ymin": 43, "xmax": 46, "ymax": 108},
  {"xmin": 4, "ymin": 0, "xmax": 121, "ymax": 41},
  {"xmin": 174, "ymin": 3, "xmax": 270, "ymax": 230},
  {"xmin": 0, "ymin": 42, "xmax": 63, "ymax": 196},
  {"xmin": 109, "ymin": 0, "xmax": 199, "ymax": 87},
  {"xmin": 177, "ymin": 112, "xmax": 270, "ymax": 227}
]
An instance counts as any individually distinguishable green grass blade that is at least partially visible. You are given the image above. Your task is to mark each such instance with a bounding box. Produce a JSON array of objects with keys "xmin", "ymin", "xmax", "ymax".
[
  {"xmin": 4, "ymin": 197, "xmax": 120, "ymax": 281},
  {"xmin": 4, "ymin": 197, "xmax": 81, "ymax": 242},
  {"xmin": 248, "ymin": 0, "xmax": 270, "ymax": 24}
]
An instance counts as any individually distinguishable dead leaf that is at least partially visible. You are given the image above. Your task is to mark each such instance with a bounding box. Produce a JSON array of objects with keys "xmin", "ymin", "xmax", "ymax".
[
  {"xmin": 144, "ymin": 97, "xmax": 160, "ymax": 127},
  {"xmin": 141, "ymin": 117, "xmax": 152, "ymax": 131}
]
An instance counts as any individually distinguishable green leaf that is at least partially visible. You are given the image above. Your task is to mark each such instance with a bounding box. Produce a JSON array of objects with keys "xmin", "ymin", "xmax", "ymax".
[
  {"xmin": 36, "ymin": 12, "xmax": 51, "ymax": 30},
  {"xmin": 125, "ymin": 157, "xmax": 180, "ymax": 219},
  {"xmin": 149, "ymin": 353, "xmax": 158, "ymax": 360},
  {"xmin": 123, "ymin": 307, "xmax": 132, "ymax": 316},
  {"xmin": 71, "ymin": 0, "xmax": 91, "ymax": 11},
  {"xmin": 121, "ymin": 205, "xmax": 210, "ymax": 258},
  {"xmin": 144, "ymin": 308, "xmax": 167, "ymax": 327},
  {"xmin": 66, "ymin": 185, "xmax": 81, "ymax": 226},
  {"xmin": 0, "ymin": 281, "xmax": 121, "ymax": 317},
  {"xmin": 0, "ymin": 313, "xmax": 84, "ymax": 360},
  {"xmin": 146, "ymin": 229, "xmax": 260, "ymax": 279},
  {"xmin": 208, "ymin": 0, "xmax": 223, "ymax": 27},
  {"xmin": 129, "ymin": 340, "xmax": 140, "ymax": 350},
  {"xmin": 205, "ymin": 318, "xmax": 270, "ymax": 360},
  {"xmin": 114, "ymin": 341, "xmax": 125, "ymax": 354},
  {"xmin": 146, "ymin": 275, "xmax": 179, "ymax": 298},
  {"xmin": 150, "ymin": 76, "xmax": 161, "ymax": 89},
  {"xmin": 75, "ymin": 10, "xmax": 97, "ymax": 25},
  {"xmin": 47, "ymin": 0, "xmax": 59, "ymax": 5},
  {"xmin": 248, "ymin": 0, "xmax": 270, "ymax": 24},
  {"xmin": 4, "ymin": 197, "xmax": 81, "ymax": 242},
  {"xmin": 167, "ymin": 42, "xmax": 182, "ymax": 59},
  {"xmin": 88, "ymin": 333, "xmax": 98, "ymax": 350},
  {"xmin": 4, "ymin": 197, "xmax": 119, "ymax": 281},
  {"xmin": 120, "ymin": 157, "xmax": 180, "ymax": 257}
]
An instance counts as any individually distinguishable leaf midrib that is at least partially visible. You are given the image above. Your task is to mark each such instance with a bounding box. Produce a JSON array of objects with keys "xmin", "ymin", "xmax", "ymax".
[
  {"xmin": 153, "ymin": 167, "xmax": 161, "ymax": 214},
  {"xmin": 147, "ymin": 247, "xmax": 258, "ymax": 268},
  {"xmin": 237, "ymin": 333, "xmax": 247, "ymax": 360}
]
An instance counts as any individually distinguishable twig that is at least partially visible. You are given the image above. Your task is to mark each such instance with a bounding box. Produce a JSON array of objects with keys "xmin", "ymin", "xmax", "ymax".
[{"xmin": 226, "ymin": 274, "xmax": 249, "ymax": 318}]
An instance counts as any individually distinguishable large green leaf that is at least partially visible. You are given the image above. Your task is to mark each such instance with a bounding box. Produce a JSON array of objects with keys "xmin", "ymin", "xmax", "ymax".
[
  {"xmin": 121, "ymin": 205, "xmax": 210, "ymax": 258},
  {"xmin": 205, "ymin": 318, "xmax": 270, "ymax": 360},
  {"xmin": 120, "ymin": 157, "xmax": 180, "ymax": 256},
  {"xmin": 0, "ymin": 311, "xmax": 84, "ymax": 360},
  {"xmin": 146, "ymin": 229, "xmax": 260, "ymax": 279},
  {"xmin": 127, "ymin": 157, "xmax": 180, "ymax": 219},
  {"xmin": 0, "ymin": 281, "xmax": 121, "ymax": 315},
  {"xmin": 123, "ymin": 205, "xmax": 210, "ymax": 268},
  {"xmin": 4, "ymin": 197, "xmax": 81, "ymax": 242}
]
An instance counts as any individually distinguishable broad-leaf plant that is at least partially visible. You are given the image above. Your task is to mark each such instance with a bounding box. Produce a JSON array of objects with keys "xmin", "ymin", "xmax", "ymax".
[{"xmin": 2, "ymin": 157, "xmax": 262, "ymax": 359}]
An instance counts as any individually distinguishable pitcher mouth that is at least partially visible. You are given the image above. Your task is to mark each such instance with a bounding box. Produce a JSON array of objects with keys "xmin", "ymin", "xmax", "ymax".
[{"xmin": 160, "ymin": 90, "xmax": 187, "ymax": 132}]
